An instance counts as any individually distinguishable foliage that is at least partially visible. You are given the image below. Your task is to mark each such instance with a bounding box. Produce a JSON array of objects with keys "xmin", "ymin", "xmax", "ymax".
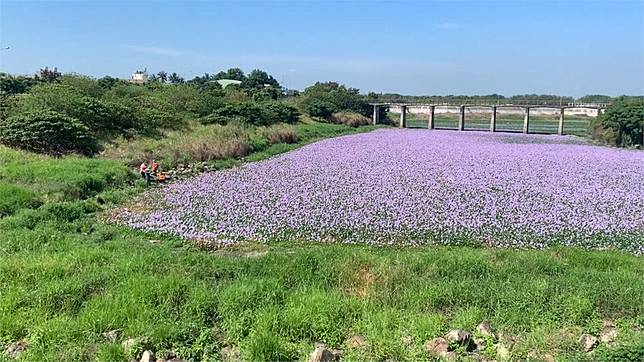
[
  {"xmin": 300, "ymin": 82, "xmax": 370, "ymax": 119},
  {"xmin": 201, "ymin": 101, "xmax": 298, "ymax": 126},
  {"xmin": 0, "ymin": 110, "xmax": 98, "ymax": 156},
  {"xmin": 591, "ymin": 97, "xmax": 644, "ymax": 147},
  {"xmin": 35, "ymin": 67, "xmax": 62, "ymax": 83},
  {"xmin": 0, "ymin": 122, "xmax": 642, "ymax": 361},
  {"xmin": 0, "ymin": 184, "xmax": 42, "ymax": 217},
  {"xmin": 0, "ymin": 73, "xmax": 37, "ymax": 95}
]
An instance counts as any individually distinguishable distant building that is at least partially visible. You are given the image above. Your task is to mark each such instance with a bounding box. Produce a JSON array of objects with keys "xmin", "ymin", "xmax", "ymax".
[
  {"xmin": 130, "ymin": 69, "xmax": 149, "ymax": 84},
  {"xmin": 216, "ymin": 79, "xmax": 242, "ymax": 88}
]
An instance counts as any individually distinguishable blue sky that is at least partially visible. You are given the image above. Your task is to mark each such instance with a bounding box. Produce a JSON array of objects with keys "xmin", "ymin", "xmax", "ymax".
[{"xmin": 1, "ymin": 1, "xmax": 643, "ymax": 96}]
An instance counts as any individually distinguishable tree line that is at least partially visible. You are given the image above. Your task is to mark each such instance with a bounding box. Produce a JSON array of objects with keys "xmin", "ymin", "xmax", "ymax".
[{"xmin": 0, "ymin": 67, "xmax": 641, "ymax": 153}]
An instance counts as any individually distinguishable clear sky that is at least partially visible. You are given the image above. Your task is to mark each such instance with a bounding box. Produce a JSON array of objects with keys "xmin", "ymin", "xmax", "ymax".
[{"xmin": 1, "ymin": 0, "xmax": 643, "ymax": 96}]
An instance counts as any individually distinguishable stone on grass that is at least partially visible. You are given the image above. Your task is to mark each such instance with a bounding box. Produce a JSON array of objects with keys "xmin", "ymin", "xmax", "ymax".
[
  {"xmin": 309, "ymin": 345, "xmax": 334, "ymax": 362},
  {"xmin": 220, "ymin": 346, "xmax": 241, "ymax": 362},
  {"xmin": 140, "ymin": 350, "xmax": 155, "ymax": 362},
  {"xmin": 600, "ymin": 320, "xmax": 618, "ymax": 343},
  {"xmin": 122, "ymin": 338, "xmax": 137, "ymax": 351},
  {"xmin": 579, "ymin": 334, "xmax": 598, "ymax": 352},
  {"xmin": 446, "ymin": 329, "xmax": 473, "ymax": 350},
  {"xmin": 347, "ymin": 335, "xmax": 365, "ymax": 349},
  {"xmin": 477, "ymin": 322, "xmax": 496, "ymax": 339},
  {"xmin": 102, "ymin": 330, "xmax": 119, "ymax": 342},
  {"xmin": 496, "ymin": 344, "xmax": 510, "ymax": 360},
  {"xmin": 4, "ymin": 341, "xmax": 28, "ymax": 359},
  {"xmin": 424, "ymin": 337, "xmax": 449, "ymax": 357}
]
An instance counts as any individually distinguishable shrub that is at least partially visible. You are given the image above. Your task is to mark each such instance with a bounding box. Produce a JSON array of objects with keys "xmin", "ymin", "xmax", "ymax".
[
  {"xmin": 300, "ymin": 99, "xmax": 335, "ymax": 119},
  {"xmin": 202, "ymin": 101, "xmax": 297, "ymax": 126},
  {"xmin": 330, "ymin": 112, "xmax": 371, "ymax": 127},
  {"xmin": 591, "ymin": 97, "xmax": 644, "ymax": 147},
  {"xmin": 299, "ymin": 82, "xmax": 371, "ymax": 119},
  {"xmin": 263, "ymin": 102, "xmax": 300, "ymax": 124},
  {"xmin": 0, "ymin": 184, "xmax": 42, "ymax": 217},
  {"xmin": 0, "ymin": 110, "xmax": 98, "ymax": 155}
]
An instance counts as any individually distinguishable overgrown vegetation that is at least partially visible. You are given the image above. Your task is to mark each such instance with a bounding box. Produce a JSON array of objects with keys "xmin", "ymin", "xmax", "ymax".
[
  {"xmin": 590, "ymin": 97, "xmax": 644, "ymax": 147},
  {"xmin": 1, "ymin": 68, "xmax": 642, "ymax": 361}
]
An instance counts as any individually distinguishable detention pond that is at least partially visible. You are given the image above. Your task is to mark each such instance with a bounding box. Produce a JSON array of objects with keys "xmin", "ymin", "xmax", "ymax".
[{"xmin": 110, "ymin": 129, "xmax": 644, "ymax": 254}]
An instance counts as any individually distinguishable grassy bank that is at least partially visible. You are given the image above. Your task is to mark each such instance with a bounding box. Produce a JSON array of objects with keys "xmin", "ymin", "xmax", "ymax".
[{"xmin": 1, "ymin": 121, "xmax": 642, "ymax": 361}]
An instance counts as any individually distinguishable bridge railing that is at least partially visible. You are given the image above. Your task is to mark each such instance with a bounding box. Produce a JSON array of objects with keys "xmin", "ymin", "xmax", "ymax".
[{"xmin": 371, "ymin": 103, "xmax": 601, "ymax": 136}]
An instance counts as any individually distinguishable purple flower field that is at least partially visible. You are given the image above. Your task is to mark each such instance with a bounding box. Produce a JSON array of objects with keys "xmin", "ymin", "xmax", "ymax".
[{"xmin": 111, "ymin": 129, "xmax": 644, "ymax": 253}]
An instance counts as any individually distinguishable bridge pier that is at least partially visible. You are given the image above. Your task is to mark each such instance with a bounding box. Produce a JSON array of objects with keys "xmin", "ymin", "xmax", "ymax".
[
  {"xmin": 523, "ymin": 107, "xmax": 530, "ymax": 134},
  {"xmin": 558, "ymin": 107, "xmax": 565, "ymax": 135},
  {"xmin": 490, "ymin": 106, "xmax": 497, "ymax": 132},
  {"xmin": 458, "ymin": 105, "xmax": 465, "ymax": 131},
  {"xmin": 372, "ymin": 105, "xmax": 379, "ymax": 125},
  {"xmin": 400, "ymin": 105, "xmax": 407, "ymax": 128},
  {"xmin": 428, "ymin": 105, "xmax": 435, "ymax": 129}
]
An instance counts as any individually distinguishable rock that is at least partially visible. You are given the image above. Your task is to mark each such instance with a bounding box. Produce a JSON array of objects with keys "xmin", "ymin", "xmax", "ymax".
[
  {"xmin": 424, "ymin": 337, "xmax": 449, "ymax": 357},
  {"xmin": 347, "ymin": 335, "xmax": 365, "ymax": 349},
  {"xmin": 140, "ymin": 350, "xmax": 155, "ymax": 362},
  {"xmin": 401, "ymin": 334, "xmax": 413, "ymax": 347},
  {"xmin": 473, "ymin": 337, "xmax": 486, "ymax": 351},
  {"xmin": 309, "ymin": 345, "xmax": 334, "ymax": 362},
  {"xmin": 495, "ymin": 344, "xmax": 510, "ymax": 360},
  {"xmin": 220, "ymin": 346, "xmax": 241, "ymax": 362},
  {"xmin": 446, "ymin": 329, "xmax": 473, "ymax": 350},
  {"xmin": 543, "ymin": 353, "xmax": 556, "ymax": 362},
  {"xmin": 600, "ymin": 320, "xmax": 618, "ymax": 343},
  {"xmin": 477, "ymin": 322, "xmax": 496, "ymax": 339},
  {"xmin": 443, "ymin": 351, "xmax": 458, "ymax": 360},
  {"xmin": 122, "ymin": 338, "xmax": 138, "ymax": 352},
  {"xmin": 102, "ymin": 329, "xmax": 119, "ymax": 342},
  {"xmin": 155, "ymin": 359, "xmax": 166, "ymax": 362},
  {"xmin": 4, "ymin": 341, "xmax": 28, "ymax": 359},
  {"xmin": 166, "ymin": 359, "xmax": 185, "ymax": 362},
  {"xmin": 579, "ymin": 334, "xmax": 598, "ymax": 352}
]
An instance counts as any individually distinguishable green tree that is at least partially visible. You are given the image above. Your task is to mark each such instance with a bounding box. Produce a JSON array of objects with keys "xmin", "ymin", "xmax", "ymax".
[
  {"xmin": 299, "ymin": 82, "xmax": 370, "ymax": 119},
  {"xmin": 36, "ymin": 67, "xmax": 62, "ymax": 83},
  {"xmin": 594, "ymin": 97, "xmax": 644, "ymax": 147},
  {"xmin": 156, "ymin": 71, "xmax": 168, "ymax": 83},
  {"xmin": 0, "ymin": 73, "xmax": 36, "ymax": 95},
  {"xmin": 169, "ymin": 72, "xmax": 185, "ymax": 84},
  {"xmin": 214, "ymin": 68, "xmax": 246, "ymax": 81},
  {"xmin": 0, "ymin": 110, "xmax": 98, "ymax": 155}
]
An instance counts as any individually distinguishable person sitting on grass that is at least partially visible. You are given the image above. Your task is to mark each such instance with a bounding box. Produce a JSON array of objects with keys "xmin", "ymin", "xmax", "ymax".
[
  {"xmin": 139, "ymin": 162, "xmax": 148, "ymax": 179},
  {"xmin": 151, "ymin": 159, "xmax": 159, "ymax": 175}
]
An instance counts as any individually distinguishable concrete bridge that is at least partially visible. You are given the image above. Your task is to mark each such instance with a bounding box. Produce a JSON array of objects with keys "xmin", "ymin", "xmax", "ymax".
[{"xmin": 371, "ymin": 103, "xmax": 604, "ymax": 136}]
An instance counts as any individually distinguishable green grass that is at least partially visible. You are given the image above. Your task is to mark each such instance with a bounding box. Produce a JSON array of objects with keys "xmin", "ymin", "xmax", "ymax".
[
  {"xmin": 0, "ymin": 120, "xmax": 642, "ymax": 361},
  {"xmin": 399, "ymin": 112, "xmax": 591, "ymax": 136}
]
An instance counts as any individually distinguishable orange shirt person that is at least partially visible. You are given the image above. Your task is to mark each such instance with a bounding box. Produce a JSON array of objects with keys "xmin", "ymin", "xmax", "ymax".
[{"xmin": 151, "ymin": 160, "xmax": 159, "ymax": 174}]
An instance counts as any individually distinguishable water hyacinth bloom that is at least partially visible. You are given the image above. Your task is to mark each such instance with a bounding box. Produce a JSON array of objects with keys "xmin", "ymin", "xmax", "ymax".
[{"xmin": 110, "ymin": 129, "xmax": 644, "ymax": 254}]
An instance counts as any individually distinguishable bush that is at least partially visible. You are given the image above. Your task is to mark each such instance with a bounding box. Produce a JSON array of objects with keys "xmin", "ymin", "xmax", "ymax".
[
  {"xmin": 0, "ymin": 110, "xmax": 98, "ymax": 155},
  {"xmin": 263, "ymin": 102, "xmax": 300, "ymax": 124},
  {"xmin": 300, "ymin": 99, "xmax": 335, "ymax": 119},
  {"xmin": 299, "ymin": 82, "xmax": 371, "ymax": 119},
  {"xmin": 591, "ymin": 98, "xmax": 644, "ymax": 147},
  {"xmin": 0, "ymin": 184, "xmax": 42, "ymax": 217},
  {"xmin": 201, "ymin": 101, "xmax": 298, "ymax": 126},
  {"xmin": 330, "ymin": 112, "xmax": 371, "ymax": 127}
]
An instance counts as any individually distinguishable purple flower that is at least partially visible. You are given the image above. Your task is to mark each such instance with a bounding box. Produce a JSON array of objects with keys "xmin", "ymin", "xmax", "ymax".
[{"xmin": 109, "ymin": 130, "xmax": 644, "ymax": 254}]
